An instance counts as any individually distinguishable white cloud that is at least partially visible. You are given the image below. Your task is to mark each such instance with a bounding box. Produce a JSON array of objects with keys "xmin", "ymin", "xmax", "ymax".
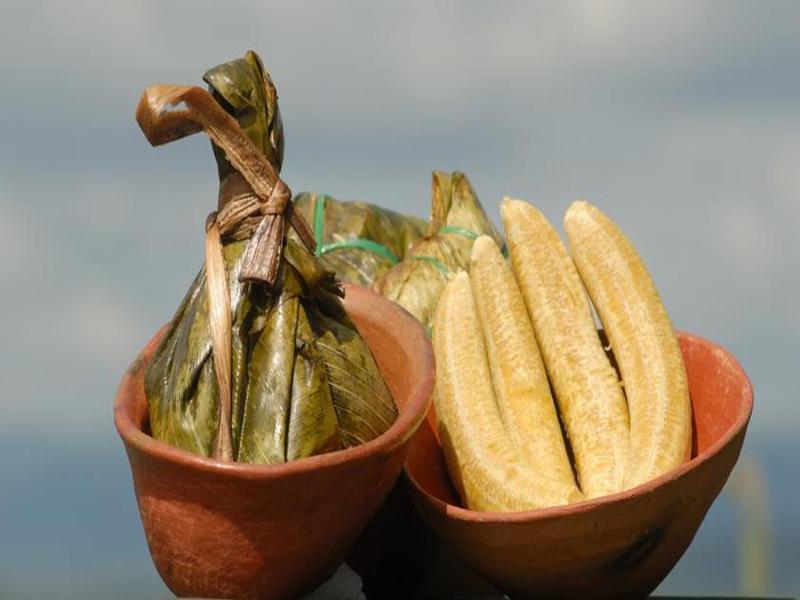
[
  {"xmin": 0, "ymin": 282, "xmax": 152, "ymax": 435},
  {"xmin": 771, "ymin": 140, "xmax": 800, "ymax": 227},
  {"xmin": 0, "ymin": 1, "xmax": 765, "ymax": 136},
  {"xmin": 0, "ymin": 187, "xmax": 61, "ymax": 303},
  {"xmin": 66, "ymin": 285, "xmax": 149, "ymax": 364},
  {"xmin": 769, "ymin": 141, "xmax": 800, "ymax": 336},
  {"xmin": 0, "ymin": 196, "xmax": 37, "ymax": 280},
  {"xmin": 710, "ymin": 202, "xmax": 780, "ymax": 275}
]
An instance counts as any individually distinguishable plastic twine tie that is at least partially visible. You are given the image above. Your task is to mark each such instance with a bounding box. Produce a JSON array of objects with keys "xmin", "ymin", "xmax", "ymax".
[
  {"xmin": 313, "ymin": 193, "xmax": 327, "ymax": 257},
  {"xmin": 410, "ymin": 255, "xmax": 450, "ymax": 276},
  {"xmin": 312, "ymin": 193, "xmax": 400, "ymax": 264},
  {"xmin": 440, "ymin": 225, "xmax": 508, "ymax": 257},
  {"xmin": 320, "ymin": 239, "xmax": 400, "ymax": 263},
  {"xmin": 439, "ymin": 225, "xmax": 479, "ymax": 240}
]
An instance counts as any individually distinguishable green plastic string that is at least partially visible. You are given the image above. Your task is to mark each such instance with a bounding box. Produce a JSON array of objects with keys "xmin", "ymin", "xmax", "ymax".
[
  {"xmin": 311, "ymin": 192, "xmax": 400, "ymax": 263},
  {"xmin": 439, "ymin": 225, "xmax": 509, "ymax": 257},
  {"xmin": 319, "ymin": 239, "xmax": 399, "ymax": 263},
  {"xmin": 313, "ymin": 193, "xmax": 327, "ymax": 257},
  {"xmin": 410, "ymin": 255, "xmax": 450, "ymax": 276},
  {"xmin": 439, "ymin": 225, "xmax": 479, "ymax": 240}
]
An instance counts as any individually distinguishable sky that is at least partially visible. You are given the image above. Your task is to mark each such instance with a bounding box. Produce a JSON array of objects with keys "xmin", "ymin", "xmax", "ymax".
[{"xmin": 0, "ymin": 1, "xmax": 798, "ymax": 598}]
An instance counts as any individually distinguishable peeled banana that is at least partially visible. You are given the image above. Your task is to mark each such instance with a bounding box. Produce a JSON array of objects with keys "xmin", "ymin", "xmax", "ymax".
[
  {"xmin": 501, "ymin": 197, "xmax": 629, "ymax": 499},
  {"xmin": 564, "ymin": 200, "xmax": 691, "ymax": 488},
  {"xmin": 433, "ymin": 272, "xmax": 582, "ymax": 511},
  {"xmin": 469, "ymin": 235, "xmax": 580, "ymax": 496}
]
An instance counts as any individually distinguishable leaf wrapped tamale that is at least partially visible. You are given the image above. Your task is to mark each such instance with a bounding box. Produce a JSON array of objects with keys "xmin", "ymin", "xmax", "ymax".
[
  {"xmin": 142, "ymin": 51, "xmax": 396, "ymax": 463},
  {"xmin": 374, "ymin": 171, "xmax": 503, "ymax": 331},
  {"xmin": 291, "ymin": 193, "xmax": 426, "ymax": 287}
]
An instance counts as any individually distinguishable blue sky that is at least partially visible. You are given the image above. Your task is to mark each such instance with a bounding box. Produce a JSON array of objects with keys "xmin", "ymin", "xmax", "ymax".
[{"xmin": 1, "ymin": 1, "xmax": 798, "ymax": 597}]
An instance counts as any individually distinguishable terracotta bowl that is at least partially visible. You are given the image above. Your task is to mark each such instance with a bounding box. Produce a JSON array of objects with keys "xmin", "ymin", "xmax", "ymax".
[
  {"xmin": 404, "ymin": 332, "xmax": 753, "ymax": 599},
  {"xmin": 114, "ymin": 284, "xmax": 434, "ymax": 600}
]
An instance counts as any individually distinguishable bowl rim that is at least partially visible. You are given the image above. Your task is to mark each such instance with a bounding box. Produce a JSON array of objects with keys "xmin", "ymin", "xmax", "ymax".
[
  {"xmin": 114, "ymin": 284, "xmax": 435, "ymax": 481},
  {"xmin": 404, "ymin": 330, "xmax": 753, "ymax": 523}
]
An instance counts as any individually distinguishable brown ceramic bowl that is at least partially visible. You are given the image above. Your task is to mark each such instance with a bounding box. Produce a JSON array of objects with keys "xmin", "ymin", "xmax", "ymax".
[
  {"xmin": 404, "ymin": 332, "xmax": 753, "ymax": 599},
  {"xmin": 114, "ymin": 284, "xmax": 434, "ymax": 600}
]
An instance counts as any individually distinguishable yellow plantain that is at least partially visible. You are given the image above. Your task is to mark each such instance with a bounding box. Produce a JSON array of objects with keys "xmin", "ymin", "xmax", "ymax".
[
  {"xmin": 434, "ymin": 272, "xmax": 582, "ymax": 511},
  {"xmin": 564, "ymin": 200, "xmax": 691, "ymax": 488},
  {"xmin": 469, "ymin": 235, "xmax": 580, "ymax": 496},
  {"xmin": 501, "ymin": 198, "xmax": 629, "ymax": 499}
]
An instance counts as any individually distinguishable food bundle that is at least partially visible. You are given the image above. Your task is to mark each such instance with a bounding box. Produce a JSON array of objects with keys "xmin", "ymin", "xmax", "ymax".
[
  {"xmin": 374, "ymin": 171, "xmax": 503, "ymax": 331},
  {"xmin": 432, "ymin": 198, "xmax": 692, "ymax": 511},
  {"xmin": 291, "ymin": 193, "xmax": 426, "ymax": 287},
  {"xmin": 140, "ymin": 52, "xmax": 396, "ymax": 463}
]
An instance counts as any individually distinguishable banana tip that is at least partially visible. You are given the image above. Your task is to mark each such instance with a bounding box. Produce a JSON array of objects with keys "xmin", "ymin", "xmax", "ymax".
[
  {"xmin": 471, "ymin": 234, "xmax": 498, "ymax": 259},
  {"xmin": 453, "ymin": 269, "xmax": 470, "ymax": 284},
  {"xmin": 564, "ymin": 199, "xmax": 596, "ymax": 228},
  {"xmin": 500, "ymin": 196, "xmax": 530, "ymax": 221}
]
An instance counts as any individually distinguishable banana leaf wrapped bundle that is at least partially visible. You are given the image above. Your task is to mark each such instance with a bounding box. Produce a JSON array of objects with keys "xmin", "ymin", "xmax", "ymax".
[
  {"xmin": 138, "ymin": 51, "xmax": 396, "ymax": 463},
  {"xmin": 291, "ymin": 193, "xmax": 427, "ymax": 287},
  {"xmin": 374, "ymin": 171, "xmax": 504, "ymax": 331}
]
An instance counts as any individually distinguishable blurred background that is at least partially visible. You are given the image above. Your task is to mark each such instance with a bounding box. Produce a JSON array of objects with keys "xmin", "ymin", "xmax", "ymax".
[{"xmin": 1, "ymin": 1, "xmax": 798, "ymax": 598}]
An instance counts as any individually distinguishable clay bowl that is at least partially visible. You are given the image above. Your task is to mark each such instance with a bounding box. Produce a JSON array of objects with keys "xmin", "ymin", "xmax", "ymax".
[
  {"xmin": 114, "ymin": 285, "xmax": 434, "ymax": 600},
  {"xmin": 404, "ymin": 331, "xmax": 752, "ymax": 599}
]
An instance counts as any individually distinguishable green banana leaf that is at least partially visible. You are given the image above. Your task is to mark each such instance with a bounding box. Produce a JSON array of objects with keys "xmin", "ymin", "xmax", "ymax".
[
  {"xmin": 374, "ymin": 171, "xmax": 504, "ymax": 331},
  {"xmin": 291, "ymin": 193, "xmax": 427, "ymax": 287},
  {"xmin": 144, "ymin": 51, "xmax": 396, "ymax": 463}
]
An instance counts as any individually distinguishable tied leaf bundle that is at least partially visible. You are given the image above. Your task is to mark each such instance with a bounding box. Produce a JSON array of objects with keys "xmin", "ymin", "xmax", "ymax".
[
  {"xmin": 291, "ymin": 193, "xmax": 427, "ymax": 287},
  {"xmin": 374, "ymin": 171, "xmax": 504, "ymax": 330},
  {"xmin": 140, "ymin": 51, "xmax": 397, "ymax": 463}
]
